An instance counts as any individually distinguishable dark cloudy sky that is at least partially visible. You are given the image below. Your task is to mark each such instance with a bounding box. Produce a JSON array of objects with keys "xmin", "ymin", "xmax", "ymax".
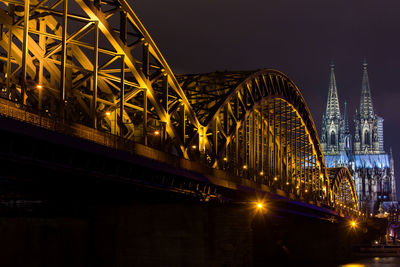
[{"xmin": 133, "ymin": 0, "xmax": 400, "ymax": 171}]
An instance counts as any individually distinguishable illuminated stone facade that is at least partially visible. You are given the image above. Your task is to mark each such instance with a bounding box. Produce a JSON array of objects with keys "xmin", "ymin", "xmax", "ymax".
[{"xmin": 320, "ymin": 60, "xmax": 397, "ymax": 214}]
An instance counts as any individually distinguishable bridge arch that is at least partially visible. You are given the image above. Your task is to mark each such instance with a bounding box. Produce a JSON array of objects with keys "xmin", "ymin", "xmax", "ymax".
[
  {"xmin": 328, "ymin": 167, "xmax": 359, "ymax": 211},
  {"xmin": 178, "ymin": 70, "xmax": 332, "ymax": 202}
]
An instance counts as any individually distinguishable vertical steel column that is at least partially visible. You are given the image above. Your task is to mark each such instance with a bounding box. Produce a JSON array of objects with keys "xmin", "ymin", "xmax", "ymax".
[
  {"xmin": 249, "ymin": 113, "xmax": 254, "ymax": 171},
  {"xmin": 235, "ymin": 96, "xmax": 239, "ymax": 175},
  {"xmin": 91, "ymin": 22, "xmax": 99, "ymax": 128},
  {"xmin": 162, "ymin": 74, "xmax": 168, "ymax": 144},
  {"xmin": 273, "ymin": 100, "xmax": 276, "ymax": 182},
  {"xmin": 143, "ymin": 43, "xmax": 149, "ymax": 78},
  {"xmin": 20, "ymin": 0, "xmax": 30, "ymax": 105},
  {"xmin": 260, "ymin": 102, "xmax": 264, "ymax": 175},
  {"xmin": 224, "ymin": 105, "xmax": 228, "ymax": 161},
  {"xmin": 212, "ymin": 117, "xmax": 217, "ymax": 156},
  {"xmin": 267, "ymin": 102, "xmax": 271, "ymax": 183},
  {"xmin": 279, "ymin": 101, "xmax": 283, "ymax": 189},
  {"xmin": 38, "ymin": 18, "xmax": 45, "ymax": 111},
  {"xmin": 60, "ymin": 0, "xmax": 68, "ymax": 118},
  {"xmin": 119, "ymin": 54, "xmax": 125, "ymax": 135},
  {"xmin": 181, "ymin": 104, "xmax": 185, "ymax": 145},
  {"xmin": 6, "ymin": 4, "xmax": 14, "ymax": 98},
  {"xmin": 143, "ymin": 89, "xmax": 147, "ymax": 145}
]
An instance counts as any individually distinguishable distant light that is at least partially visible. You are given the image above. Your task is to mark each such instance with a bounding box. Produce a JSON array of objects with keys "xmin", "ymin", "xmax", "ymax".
[
  {"xmin": 154, "ymin": 130, "xmax": 160, "ymax": 136},
  {"xmin": 296, "ymin": 186, "xmax": 299, "ymax": 189},
  {"xmin": 105, "ymin": 111, "xmax": 111, "ymax": 116},
  {"xmin": 257, "ymin": 203, "xmax": 263, "ymax": 209},
  {"xmin": 350, "ymin": 220, "xmax": 357, "ymax": 228},
  {"xmin": 192, "ymin": 145, "xmax": 197, "ymax": 149},
  {"xmin": 286, "ymin": 182, "xmax": 289, "ymax": 185},
  {"xmin": 260, "ymin": 171, "xmax": 264, "ymax": 176},
  {"xmin": 305, "ymin": 189, "xmax": 308, "ymax": 193},
  {"xmin": 273, "ymin": 177, "xmax": 278, "ymax": 181},
  {"xmin": 374, "ymin": 241, "xmax": 379, "ymax": 245},
  {"xmin": 36, "ymin": 85, "xmax": 43, "ymax": 89},
  {"xmin": 370, "ymin": 213, "xmax": 373, "ymax": 216},
  {"xmin": 223, "ymin": 157, "xmax": 227, "ymax": 161},
  {"xmin": 243, "ymin": 165, "xmax": 248, "ymax": 170}
]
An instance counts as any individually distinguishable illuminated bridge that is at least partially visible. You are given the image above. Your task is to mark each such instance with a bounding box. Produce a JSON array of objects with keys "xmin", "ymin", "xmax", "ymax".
[{"xmin": 0, "ymin": 0, "xmax": 366, "ymax": 265}]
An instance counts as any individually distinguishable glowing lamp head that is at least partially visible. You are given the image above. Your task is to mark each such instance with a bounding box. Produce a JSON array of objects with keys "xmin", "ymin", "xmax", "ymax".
[
  {"xmin": 154, "ymin": 130, "xmax": 160, "ymax": 136},
  {"xmin": 260, "ymin": 171, "xmax": 264, "ymax": 176},
  {"xmin": 105, "ymin": 111, "xmax": 111, "ymax": 116},
  {"xmin": 223, "ymin": 157, "xmax": 227, "ymax": 161},
  {"xmin": 192, "ymin": 145, "xmax": 197, "ymax": 149},
  {"xmin": 350, "ymin": 220, "xmax": 357, "ymax": 228},
  {"xmin": 273, "ymin": 177, "xmax": 278, "ymax": 181},
  {"xmin": 36, "ymin": 85, "xmax": 43, "ymax": 89},
  {"xmin": 257, "ymin": 203, "xmax": 263, "ymax": 209},
  {"xmin": 243, "ymin": 165, "xmax": 248, "ymax": 170}
]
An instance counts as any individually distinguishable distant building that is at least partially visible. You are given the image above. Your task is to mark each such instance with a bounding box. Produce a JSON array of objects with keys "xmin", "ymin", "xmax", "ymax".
[{"xmin": 320, "ymin": 60, "xmax": 397, "ymax": 214}]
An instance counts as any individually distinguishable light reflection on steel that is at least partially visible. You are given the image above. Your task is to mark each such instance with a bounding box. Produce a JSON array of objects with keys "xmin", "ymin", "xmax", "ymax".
[{"xmin": 0, "ymin": 0, "xmax": 358, "ymax": 212}]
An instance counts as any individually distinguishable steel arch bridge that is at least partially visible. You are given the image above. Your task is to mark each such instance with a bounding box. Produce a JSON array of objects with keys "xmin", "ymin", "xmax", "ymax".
[{"xmin": 0, "ymin": 0, "xmax": 359, "ymax": 214}]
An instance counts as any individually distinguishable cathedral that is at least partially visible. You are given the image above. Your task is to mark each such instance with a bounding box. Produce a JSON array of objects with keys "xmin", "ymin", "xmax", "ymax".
[{"xmin": 320, "ymin": 60, "xmax": 397, "ymax": 214}]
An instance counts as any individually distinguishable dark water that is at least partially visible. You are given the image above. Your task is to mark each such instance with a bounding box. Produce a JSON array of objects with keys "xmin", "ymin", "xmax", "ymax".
[
  {"xmin": 338, "ymin": 257, "xmax": 400, "ymax": 267},
  {"xmin": 300, "ymin": 257, "xmax": 400, "ymax": 267}
]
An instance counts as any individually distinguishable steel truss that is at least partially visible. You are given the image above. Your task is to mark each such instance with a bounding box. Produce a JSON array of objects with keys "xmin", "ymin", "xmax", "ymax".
[
  {"xmin": 0, "ymin": 0, "xmax": 358, "ymax": 210},
  {"xmin": 328, "ymin": 167, "xmax": 359, "ymax": 213}
]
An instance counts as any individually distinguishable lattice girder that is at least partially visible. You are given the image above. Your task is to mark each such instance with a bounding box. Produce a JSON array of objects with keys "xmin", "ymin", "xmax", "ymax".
[{"xmin": 328, "ymin": 167, "xmax": 359, "ymax": 211}]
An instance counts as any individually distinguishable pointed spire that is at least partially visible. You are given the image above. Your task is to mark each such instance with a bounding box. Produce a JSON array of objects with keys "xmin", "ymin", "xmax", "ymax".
[
  {"xmin": 325, "ymin": 61, "xmax": 341, "ymax": 119},
  {"xmin": 360, "ymin": 58, "xmax": 374, "ymax": 118},
  {"xmin": 343, "ymin": 101, "xmax": 350, "ymax": 134}
]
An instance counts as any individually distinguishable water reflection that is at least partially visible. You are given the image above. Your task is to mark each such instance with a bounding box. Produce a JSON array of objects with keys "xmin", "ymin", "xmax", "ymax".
[{"xmin": 339, "ymin": 257, "xmax": 400, "ymax": 267}]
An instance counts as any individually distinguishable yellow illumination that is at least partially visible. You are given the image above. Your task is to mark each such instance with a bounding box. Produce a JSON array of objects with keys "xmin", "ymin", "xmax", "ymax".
[
  {"xmin": 154, "ymin": 130, "xmax": 160, "ymax": 136},
  {"xmin": 105, "ymin": 111, "xmax": 111, "ymax": 116},
  {"xmin": 192, "ymin": 145, "xmax": 197, "ymax": 149},
  {"xmin": 296, "ymin": 186, "xmax": 299, "ymax": 189},
  {"xmin": 286, "ymin": 182, "xmax": 289, "ymax": 185},
  {"xmin": 273, "ymin": 177, "xmax": 278, "ymax": 181},
  {"xmin": 243, "ymin": 165, "xmax": 248, "ymax": 170},
  {"xmin": 305, "ymin": 189, "xmax": 308, "ymax": 193},
  {"xmin": 223, "ymin": 157, "xmax": 227, "ymax": 161},
  {"xmin": 260, "ymin": 171, "xmax": 264, "ymax": 176},
  {"xmin": 350, "ymin": 220, "xmax": 357, "ymax": 228},
  {"xmin": 257, "ymin": 203, "xmax": 263, "ymax": 209},
  {"xmin": 36, "ymin": 85, "xmax": 43, "ymax": 89}
]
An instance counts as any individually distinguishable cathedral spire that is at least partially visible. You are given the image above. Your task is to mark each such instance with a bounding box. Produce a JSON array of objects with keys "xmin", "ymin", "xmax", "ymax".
[
  {"xmin": 360, "ymin": 58, "xmax": 374, "ymax": 118},
  {"xmin": 325, "ymin": 61, "xmax": 341, "ymax": 119},
  {"xmin": 343, "ymin": 101, "xmax": 350, "ymax": 134}
]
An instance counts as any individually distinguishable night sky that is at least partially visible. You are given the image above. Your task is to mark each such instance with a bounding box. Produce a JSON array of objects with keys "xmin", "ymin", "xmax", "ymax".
[{"xmin": 133, "ymin": 0, "xmax": 400, "ymax": 183}]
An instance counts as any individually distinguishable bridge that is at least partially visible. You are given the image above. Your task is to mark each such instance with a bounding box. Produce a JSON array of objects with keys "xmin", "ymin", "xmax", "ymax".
[{"xmin": 0, "ymin": 0, "xmax": 367, "ymax": 265}]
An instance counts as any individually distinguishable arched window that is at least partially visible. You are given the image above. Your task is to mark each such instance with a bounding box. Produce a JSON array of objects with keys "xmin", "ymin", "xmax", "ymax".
[
  {"xmin": 364, "ymin": 130, "xmax": 370, "ymax": 145},
  {"xmin": 330, "ymin": 131, "xmax": 336, "ymax": 145},
  {"xmin": 345, "ymin": 136, "xmax": 350, "ymax": 149}
]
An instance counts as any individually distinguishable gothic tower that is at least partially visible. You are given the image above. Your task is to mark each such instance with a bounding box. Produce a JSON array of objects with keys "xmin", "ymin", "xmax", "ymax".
[
  {"xmin": 351, "ymin": 59, "xmax": 396, "ymax": 213},
  {"xmin": 353, "ymin": 59, "xmax": 384, "ymax": 154},
  {"xmin": 321, "ymin": 62, "xmax": 342, "ymax": 155}
]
